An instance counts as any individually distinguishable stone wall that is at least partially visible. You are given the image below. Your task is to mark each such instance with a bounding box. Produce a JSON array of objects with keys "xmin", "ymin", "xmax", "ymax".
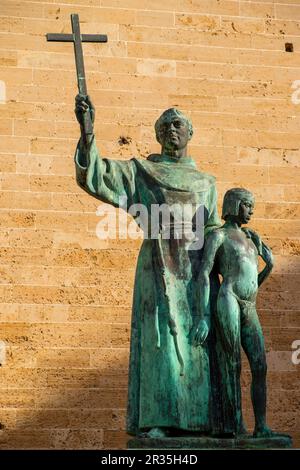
[{"xmin": 0, "ymin": 0, "xmax": 299, "ymax": 449}]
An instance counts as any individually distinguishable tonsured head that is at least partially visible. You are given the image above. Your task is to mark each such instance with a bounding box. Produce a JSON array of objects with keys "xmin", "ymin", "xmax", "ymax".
[
  {"xmin": 222, "ymin": 188, "xmax": 255, "ymax": 224},
  {"xmin": 154, "ymin": 108, "xmax": 193, "ymax": 151}
]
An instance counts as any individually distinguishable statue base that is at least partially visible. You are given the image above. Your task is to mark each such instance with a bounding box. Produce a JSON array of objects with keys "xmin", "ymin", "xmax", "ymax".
[{"xmin": 127, "ymin": 435, "xmax": 292, "ymax": 450}]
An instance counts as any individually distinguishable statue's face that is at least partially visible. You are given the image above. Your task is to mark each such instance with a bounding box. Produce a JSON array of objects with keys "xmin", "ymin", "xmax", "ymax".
[
  {"xmin": 238, "ymin": 198, "xmax": 254, "ymax": 224},
  {"xmin": 158, "ymin": 116, "xmax": 190, "ymax": 152}
]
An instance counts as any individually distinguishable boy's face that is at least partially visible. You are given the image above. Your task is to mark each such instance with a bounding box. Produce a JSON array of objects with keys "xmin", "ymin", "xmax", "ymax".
[{"xmin": 238, "ymin": 198, "xmax": 254, "ymax": 225}]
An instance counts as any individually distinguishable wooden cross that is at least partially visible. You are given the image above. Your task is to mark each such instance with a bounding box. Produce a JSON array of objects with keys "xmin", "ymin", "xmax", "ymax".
[{"xmin": 46, "ymin": 14, "xmax": 108, "ymax": 138}]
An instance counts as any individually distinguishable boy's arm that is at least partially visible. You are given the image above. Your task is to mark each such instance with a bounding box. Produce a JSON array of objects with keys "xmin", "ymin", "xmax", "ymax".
[
  {"xmin": 258, "ymin": 240, "xmax": 274, "ymax": 286},
  {"xmin": 243, "ymin": 228, "xmax": 274, "ymax": 286},
  {"xmin": 191, "ymin": 229, "xmax": 224, "ymax": 347},
  {"xmin": 242, "ymin": 227, "xmax": 262, "ymax": 255}
]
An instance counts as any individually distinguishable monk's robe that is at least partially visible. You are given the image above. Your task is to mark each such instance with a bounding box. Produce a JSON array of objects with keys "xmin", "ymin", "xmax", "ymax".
[{"xmin": 75, "ymin": 137, "xmax": 221, "ymax": 435}]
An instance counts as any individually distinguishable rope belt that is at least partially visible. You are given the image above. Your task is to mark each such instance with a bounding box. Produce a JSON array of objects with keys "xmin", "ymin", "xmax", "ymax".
[{"xmin": 155, "ymin": 235, "xmax": 185, "ymax": 376}]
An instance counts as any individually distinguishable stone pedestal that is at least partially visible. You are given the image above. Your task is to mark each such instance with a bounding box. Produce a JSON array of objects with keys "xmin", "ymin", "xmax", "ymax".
[{"xmin": 127, "ymin": 435, "xmax": 292, "ymax": 450}]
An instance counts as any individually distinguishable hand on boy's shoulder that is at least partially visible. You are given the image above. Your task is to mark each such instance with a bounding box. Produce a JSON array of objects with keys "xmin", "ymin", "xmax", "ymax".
[
  {"xmin": 204, "ymin": 227, "xmax": 225, "ymax": 251},
  {"xmin": 208, "ymin": 227, "xmax": 225, "ymax": 240}
]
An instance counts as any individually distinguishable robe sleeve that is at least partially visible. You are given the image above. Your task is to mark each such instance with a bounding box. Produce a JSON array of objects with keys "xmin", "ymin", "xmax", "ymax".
[
  {"xmin": 205, "ymin": 183, "xmax": 221, "ymax": 235},
  {"xmin": 74, "ymin": 136, "xmax": 137, "ymax": 209}
]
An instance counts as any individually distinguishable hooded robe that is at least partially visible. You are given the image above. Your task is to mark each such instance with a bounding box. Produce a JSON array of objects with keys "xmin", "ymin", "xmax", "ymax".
[{"xmin": 75, "ymin": 137, "xmax": 221, "ymax": 435}]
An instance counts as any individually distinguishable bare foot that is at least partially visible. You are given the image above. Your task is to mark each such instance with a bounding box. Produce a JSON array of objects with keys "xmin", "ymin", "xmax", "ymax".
[
  {"xmin": 253, "ymin": 426, "xmax": 289, "ymax": 438},
  {"xmin": 139, "ymin": 427, "xmax": 168, "ymax": 438}
]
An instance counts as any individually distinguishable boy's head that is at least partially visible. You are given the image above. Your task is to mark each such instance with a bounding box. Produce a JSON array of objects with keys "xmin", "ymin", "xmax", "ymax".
[{"xmin": 222, "ymin": 188, "xmax": 254, "ymax": 224}]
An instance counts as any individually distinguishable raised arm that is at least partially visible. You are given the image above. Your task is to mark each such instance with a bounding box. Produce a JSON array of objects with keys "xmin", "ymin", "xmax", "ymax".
[
  {"xmin": 191, "ymin": 229, "xmax": 224, "ymax": 347},
  {"xmin": 75, "ymin": 94, "xmax": 95, "ymax": 151},
  {"xmin": 74, "ymin": 94, "xmax": 137, "ymax": 209}
]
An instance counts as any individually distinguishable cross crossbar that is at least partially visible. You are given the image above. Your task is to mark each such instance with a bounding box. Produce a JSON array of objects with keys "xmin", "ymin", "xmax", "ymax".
[
  {"xmin": 46, "ymin": 13, "xmax": 108, "ymax": 140},
  {"xmin": 46, "ymin": 33, "xmax": 107, "ymax": 43}
]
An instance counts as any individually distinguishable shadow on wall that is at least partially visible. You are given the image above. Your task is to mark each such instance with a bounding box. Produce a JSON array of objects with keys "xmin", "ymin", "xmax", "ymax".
[
  {"xmin": 241, "ymin": 248, "xmax": 300, "ymax": 448},
  {"xmin": 0, "ymin": 324, "xmax": 299, "ymax": 449},
  {"xmin": 0, "ymin": 348, "xmax": 130, "ymax": 450},
  {"xmin": 0, "ymin": 250, "xmax": 299, "ymax": 449}
]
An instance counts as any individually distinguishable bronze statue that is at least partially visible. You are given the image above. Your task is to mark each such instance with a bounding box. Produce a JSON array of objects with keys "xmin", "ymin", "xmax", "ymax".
[
  {"xmin": 74, "ymin": 95, "xmax": 221, "ymax": 438},
  {"xmin": 46, "ymin": 13, "xmax": 292, "ymax": 448},
  {"xmin": 194, "ymin": 188, "xmax": 282, "ymax": 438}
]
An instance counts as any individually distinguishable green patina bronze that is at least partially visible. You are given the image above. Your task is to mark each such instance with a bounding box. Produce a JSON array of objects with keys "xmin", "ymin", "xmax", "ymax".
[
  {"xmin": 194, "ymin": 188, "xmax": 289, "ymax": 439},
  {"xmin": 74, "ymin": 98, "xmax": 220, "ymax": 437},
  {"xmin": 74, "ymin": 97, "xmax": 292, "ymax": 448}
]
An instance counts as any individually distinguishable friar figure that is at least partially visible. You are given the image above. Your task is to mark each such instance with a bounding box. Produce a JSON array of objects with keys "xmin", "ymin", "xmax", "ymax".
[
  {"xmin": 193, "ymin": 187, "xmax": 278, "ymax": 437},
  {"xmin": 74, "ymin": 95, "xmax": 221, "ymax": 437}
]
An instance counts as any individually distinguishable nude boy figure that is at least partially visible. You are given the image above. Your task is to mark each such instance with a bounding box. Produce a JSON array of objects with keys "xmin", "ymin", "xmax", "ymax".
[{"xmin": 192, "ymin": 187, "xmax": 277, "ymax": 437}]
